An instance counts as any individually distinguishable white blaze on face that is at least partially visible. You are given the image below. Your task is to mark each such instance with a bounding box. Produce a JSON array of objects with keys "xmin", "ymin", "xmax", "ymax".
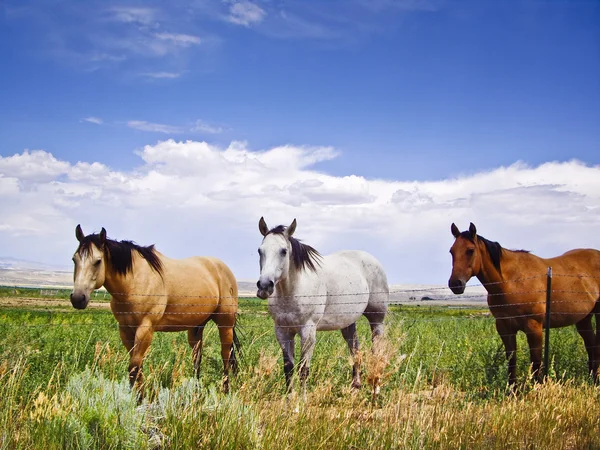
[{"xmin": 257, "ymin": 233, "xmax": 290, "ymax": 298}]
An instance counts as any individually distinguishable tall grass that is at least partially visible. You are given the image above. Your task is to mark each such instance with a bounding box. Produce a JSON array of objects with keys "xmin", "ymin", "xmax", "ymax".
[{"xmin": 0, "ymin": 301, "xmax": 598, "ymax": 449}]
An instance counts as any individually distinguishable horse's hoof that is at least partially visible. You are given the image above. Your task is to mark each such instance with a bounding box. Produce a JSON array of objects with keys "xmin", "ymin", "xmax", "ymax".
[{"xmin": 351, "ymin": 381, "xmax": 362, "ymax": 390}]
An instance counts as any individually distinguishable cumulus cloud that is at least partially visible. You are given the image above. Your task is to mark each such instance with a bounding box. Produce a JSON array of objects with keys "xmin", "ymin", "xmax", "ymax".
[
  {"xmin": 0, "ymin": 150, "xmax": 70, "ymax": 182},
  {"xmin": 0, "ymin": 141, "xmax": 599, "ymax": 284}
]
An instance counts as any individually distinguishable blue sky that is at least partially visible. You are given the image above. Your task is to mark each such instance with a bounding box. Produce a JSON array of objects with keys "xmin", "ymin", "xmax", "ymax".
[
  {"xmin": 2, "ymin": 0, "xmax": 598, "ymax": 179},
  {"xmin": 0, "ymin": 0, "xmax": 599, "ymax": 284}
]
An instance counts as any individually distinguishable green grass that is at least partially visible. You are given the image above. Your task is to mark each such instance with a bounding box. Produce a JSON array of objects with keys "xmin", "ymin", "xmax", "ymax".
[
  {"xmin": 0, "ymin": 300, "xmax": 598, "ymax": 449},
  {"xmin": 0, "ymin": 285, "xmax": 74, "ymax": 300}
]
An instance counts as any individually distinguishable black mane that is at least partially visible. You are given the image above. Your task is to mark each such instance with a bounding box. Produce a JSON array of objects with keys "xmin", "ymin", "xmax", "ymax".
[
  {"xmin": 268, "ymin": 225, "xmax": 322, "ymax": 273},
  {"xmin": 459, "ymin": 231, "xmax": 529, "ymax": 274},
  {"xmin": 77, "ymin": 233, "xmax": 163, "ymax": 276}
]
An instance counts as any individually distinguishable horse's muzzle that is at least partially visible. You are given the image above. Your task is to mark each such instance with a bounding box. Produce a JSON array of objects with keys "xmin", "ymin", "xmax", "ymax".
[
  {"xmin": 70, "ymin": 293, "xmax": 90, "ymax": 310},
  {"xmin": 256, "ymin": 279, "xmax": 274, "ymax": 299},
  {"xmin": 448, "ymin": 279, "xmax": 465, "ymax": 295}
]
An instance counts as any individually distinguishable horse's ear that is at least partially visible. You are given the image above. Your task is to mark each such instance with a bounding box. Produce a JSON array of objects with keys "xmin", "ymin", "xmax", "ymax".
[
  {"xmin": 450, "ymin": 223, "xmax": 460, "ymax": 238},
  {"xmin": 469, "ymin": 222, "xmax": 477, "ymax": 238},
  {"xmin": 99, "ymin": 227, "xmax": 107, "ymax": 246},
  {"xmin": 286, "ymin": 219, "xmax": 297, "ymax": 237},
  {"xmin": 259, "ymin": 217, "xmax": 269, "ymax": 237},
  {"xmin": 76, "ymin": 224, "xmax": 85, "ymax": 242}
]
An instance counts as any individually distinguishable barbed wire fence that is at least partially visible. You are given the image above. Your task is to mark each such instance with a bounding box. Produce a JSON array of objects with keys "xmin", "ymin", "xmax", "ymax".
[{"xmin": 0, "ymin": 269, "xmax": 598, "ymax": 384}]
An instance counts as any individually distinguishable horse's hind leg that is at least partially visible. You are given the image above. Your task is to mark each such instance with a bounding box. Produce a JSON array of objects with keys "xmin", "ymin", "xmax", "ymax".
[
  {"xmin": 593, "ymin": 309, "xmax": 600, "ymax": 383},
  {"xmin": 216, "ymin": 323, "xmax": 236, "ymax": 394},
  {"xmin": 364, "ymin": 310, "xmax": 385, "ymax": 342},
  {"xmin": 341, "ymin": 323, "xmax": 361, "ymax": 389},
  {"xmin": 576, "ymin": 314, "xmax": 596, "ymax": 380},
  {"xmin": 187, "ymin": 317, "xmax": 211, "ymax": 378}
]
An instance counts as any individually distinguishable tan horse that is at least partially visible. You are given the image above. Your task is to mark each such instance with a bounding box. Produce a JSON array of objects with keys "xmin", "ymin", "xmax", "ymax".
[
  {"xmin": 448, "ymin": 222, "xmax": 600, "ymax": 385},
  {"xmin": 70, "ymin": 225, "xmax": 239, "ymax": 394}
]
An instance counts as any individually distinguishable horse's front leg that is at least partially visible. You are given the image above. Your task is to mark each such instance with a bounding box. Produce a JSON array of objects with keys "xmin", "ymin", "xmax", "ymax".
[
  {"xmin": 525, "ymin": 319, "xmax": 544, "ymax": 383},
  {"xmin": 275, "ymin": 326, "xmax": 296, "ymax": 392},
  {"xmin": 129, "ymin": 320, "xmax": 155, "ymax": 399},
  {"xmin": 118, "ymin": 324, "xmax": 136, "ymax": 355},
  {"xmin": 495, "ymin": 319, "xmax": 517, "ymax": 387},
  {"xmin": 298, "ymin": 324, "xmax": 317, "ymax": 399}
]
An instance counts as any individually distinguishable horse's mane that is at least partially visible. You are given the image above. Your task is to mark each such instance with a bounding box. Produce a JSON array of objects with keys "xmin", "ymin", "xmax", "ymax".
[
  {"xmin": 77, "ymin": 233, "xmax": 163, "ymax": 276},
  {"xmin": 459, "ymin": 231, "xmax": 529, "ymax": 274},
  {"xmin": 267, "ymin": 225, "xmax": 322, "ymax": 273}
]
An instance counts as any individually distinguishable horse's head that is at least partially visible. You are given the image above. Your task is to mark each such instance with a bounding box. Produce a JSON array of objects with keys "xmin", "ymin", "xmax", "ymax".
[
  {"xmin": 71, "ymin": 224, "xmax": 107, "ymax": 309},
  {"xmin": 448, "ymin": 222, "xmax": 482, "ymax": 294},
  {"xmin": 256, "ymin": 217, "xmax": 296, "ymax": 299}
]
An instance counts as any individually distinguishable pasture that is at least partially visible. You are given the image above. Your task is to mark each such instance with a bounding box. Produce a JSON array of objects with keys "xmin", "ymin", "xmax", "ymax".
[{"xmin": 0, "ymin": 292, "xmax": 599, "ymax": 449}]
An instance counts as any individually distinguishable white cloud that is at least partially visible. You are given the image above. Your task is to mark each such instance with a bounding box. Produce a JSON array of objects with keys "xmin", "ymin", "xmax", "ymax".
[
  {"xmin": 9, "ymin": 4, "xmax": 212, "ymax": 73},
  {"xmin": 127, "ymin": 119, "xmax": 227, "ymax": 134},
  {"xmin": 82, "ymin": 117, "xmax": 103, "ymax": 125},
  {"xmin": 127, "ymin": 121, "xmax": 185, "ymax": 134},
  {"xmin": 0, "ymin": 150, "xmax": 70, "ymax": 182},
  {"xmin": 154, "ymin": 33, "xmax": 202, "ymax": 46},
  {"xmin": 87, "ymin": 53, "xmax": 127, "ymax": 63},
  {"xmin": 140, "ymin": 72, "xmax": 182, "ymax": 79},
  {"xmin": 227, "ymin": 1, "xmax": 267, "ymax": 26},
  {"xmin": 107, "ymin": 7, "xmax": 157, "ymax": 25},
  {"xmin": 192, "ymin": 120, "xmax": 224, "ymax": 134},
  {"xmin": 0, "ymin": 142, "xmax": 599, "ymax": 285}
]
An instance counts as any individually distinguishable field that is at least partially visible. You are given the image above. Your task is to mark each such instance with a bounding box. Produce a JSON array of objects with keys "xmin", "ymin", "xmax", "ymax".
[{"xmin": 0, "ymin": 290, "xmax": 599, "ymax": 449}]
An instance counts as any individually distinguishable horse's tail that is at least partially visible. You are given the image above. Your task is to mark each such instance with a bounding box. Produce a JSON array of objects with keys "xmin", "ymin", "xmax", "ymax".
[{"xmin": 230, "ymin": 313, "xmax": 243, "ymax": 375}]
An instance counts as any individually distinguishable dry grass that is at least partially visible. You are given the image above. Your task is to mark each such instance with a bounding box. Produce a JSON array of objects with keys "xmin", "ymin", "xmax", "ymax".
[
  {"xmin": 1, "ymin": 303, "xmax": 598, "ymax": 449},
  {"xmin": 1, "ymin": 349, "xmax": 599, "ymax": 450}
]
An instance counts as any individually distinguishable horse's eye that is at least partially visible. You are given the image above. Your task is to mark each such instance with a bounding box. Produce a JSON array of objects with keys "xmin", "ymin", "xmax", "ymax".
[
  {"xmin": 466, "ymin": 249, "xmax": 475, "ymax": 256},
  {"xmin": 94, "ymin": 259, "xmax": 102, "ymax": 266},
  {"xmin": 280, "ymin": 249, "xmax": 287, "ymax": 256}
]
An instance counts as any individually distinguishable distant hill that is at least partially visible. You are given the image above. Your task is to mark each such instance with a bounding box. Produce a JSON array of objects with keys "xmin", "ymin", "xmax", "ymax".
[
  {"xmin": 0, "ymin": 257, "xmax": 70, "ymax": 272},
  {"xmin": 0, "ymin": 258, "xmax": 487, "ymax": 305}
]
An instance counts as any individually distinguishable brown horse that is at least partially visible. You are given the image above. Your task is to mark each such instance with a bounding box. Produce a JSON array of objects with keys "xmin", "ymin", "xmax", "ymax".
[
  {"xmin": 448, "ymin": 222, "xmax": 600, "ymax": 385},
  {"xmin": 70, "ymin": 225, "xmax": 239, "ymax": 394}
]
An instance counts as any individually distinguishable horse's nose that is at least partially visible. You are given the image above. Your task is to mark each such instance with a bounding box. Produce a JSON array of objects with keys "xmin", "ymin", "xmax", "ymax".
[
  {"xmin": 257, "ymin": 279, "xmax": 274, "ymax": 290},
  {"xmin": 70, "ymin": 293, "xmax": 88, "ymax": 309},
  {"xmin": 448, "ymin": 279, "xmax": 465, "ymax": 295}
]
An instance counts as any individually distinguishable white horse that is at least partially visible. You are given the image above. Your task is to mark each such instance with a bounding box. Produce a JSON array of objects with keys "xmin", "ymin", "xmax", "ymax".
[{"xmin": 256, "ymin": 217, "xmax": 389, "ymax": 391}]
